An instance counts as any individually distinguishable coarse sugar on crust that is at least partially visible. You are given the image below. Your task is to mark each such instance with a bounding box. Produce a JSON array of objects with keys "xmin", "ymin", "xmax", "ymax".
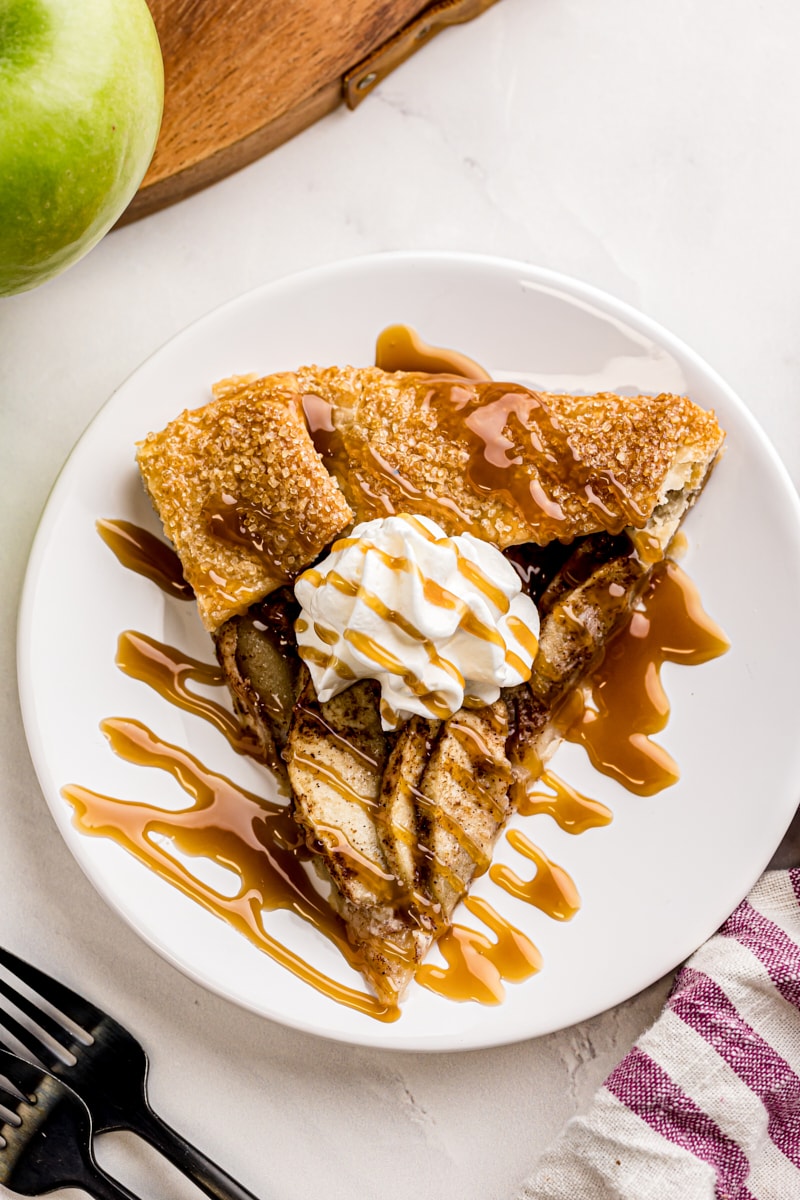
[
  {"xmin": 293, "ymin": 366, "xmax": 724, "ymax": 547},
  {"xmin": 136, "ymin": 374, "xmax": 353, "ymax": 631}
]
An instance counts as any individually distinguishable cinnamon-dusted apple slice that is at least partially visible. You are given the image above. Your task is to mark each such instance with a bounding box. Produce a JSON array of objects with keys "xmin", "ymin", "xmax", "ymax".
[
  {"xmin": 285, "ymin": 673, "xmax": 435, "ymax": 1002},
  {"xmin": 374, "ymin": 714, "xmax": 441, "ymax": 897},
  {"xmin": 415, "ymin": 701, "xmax": 514, "ymax": 921},
  {"xmin": 213, "ymin": 586, "xmax": 301, "ymax": 779},
  {"xmin": 286, "ymin": 672, "xmax": 389, "ymax": 911},
  {"xmin": 136, "ymin": 375, "xmax": 353, "ymax": 631},
  {"xmin": 507, "ymin": 531, "xmax": 652, "ymax": 776}
]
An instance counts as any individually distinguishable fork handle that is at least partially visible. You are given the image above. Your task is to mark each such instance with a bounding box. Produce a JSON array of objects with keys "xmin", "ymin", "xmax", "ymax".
[
  {"xmin": 124, "ymin": 1102, "xmax": 261, "ymax": 1200},
  {"xmin": 81, "ymin": 1162, "xmax": 145, "ymax": 1200}
]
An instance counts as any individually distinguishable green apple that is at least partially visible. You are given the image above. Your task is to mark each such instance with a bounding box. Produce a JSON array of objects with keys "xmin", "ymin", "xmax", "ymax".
[{"xmin": 0, "ymin": 0, "xmax": 164, "ymax": 295}]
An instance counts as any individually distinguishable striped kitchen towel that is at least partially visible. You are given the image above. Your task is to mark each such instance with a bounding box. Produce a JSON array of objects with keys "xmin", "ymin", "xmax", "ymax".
[{"xmin": 519, "ymin": 869, "xmax": 800, "ymax": 1200}]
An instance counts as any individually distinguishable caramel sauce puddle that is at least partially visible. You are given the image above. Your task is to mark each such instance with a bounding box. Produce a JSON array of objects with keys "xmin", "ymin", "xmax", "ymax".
[
  {"xmin": 375, "ymin": 324, "xmax": 493, "ymax": 380},
  {"xmin": 416, "ymin": 896, "xmax": 542, "ymax": 1004},
  {"xmin": 560, "ymin": 558, "xmax": 730, "ymax": 795},
  {"xmin": 491, "ymin": 832, "xmax": 581, "ymax": 921}
]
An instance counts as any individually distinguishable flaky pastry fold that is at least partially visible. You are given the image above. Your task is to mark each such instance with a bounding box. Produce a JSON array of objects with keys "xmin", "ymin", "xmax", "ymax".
[{"xmin": 136, "ymin": 375, "xmax": 353, "ymax": 630}]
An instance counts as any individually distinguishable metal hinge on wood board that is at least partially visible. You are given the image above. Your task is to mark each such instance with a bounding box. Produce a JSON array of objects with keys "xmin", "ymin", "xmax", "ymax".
[{"xmin": 343, "ymin": 0, "xmax": 501, "ymax": 108}]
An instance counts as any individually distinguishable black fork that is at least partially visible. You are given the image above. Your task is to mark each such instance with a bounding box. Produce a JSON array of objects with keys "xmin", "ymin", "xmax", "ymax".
[
  {"xmin": 0, "ymin": 1047, "xmax": 140, "ymax": 1200},
  {"xmin": 0, "ymin": 946, "xmax": 261, "ymax": 1200}
]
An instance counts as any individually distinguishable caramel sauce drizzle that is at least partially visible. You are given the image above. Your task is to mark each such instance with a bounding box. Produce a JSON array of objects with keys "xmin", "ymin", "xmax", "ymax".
[
  {"xmin": 326, "ymin": 519, "xmax": 512, "ymax": 618},
  {"xmin": 341, "ymin": 630, "xmax": 455, "ymax": 720},
  {"xmin": 61, "ymin": 718, "xmax": 397, "ymax": 1022},
  {"xmin": 506, "ymin": 613, "xmax": 539, "ymax": 659},
  {"xmin": 490, "ymin": 832, "xmax": 581, "ymax": 921},
  {"xmin": 416, "ymin": 896, "xmax": 542, "ymax": 1004},
  {"xmin": 116, "ymin": 630, "xmax": 261, "ymax": 759},
  {"xmin": 446, "ymin": 717, "xmax": 511, "ymax": 826},
  {"xmin": 288, "ymin": 749, "xmax": 378, "ymax": 814},
  {"xmin": 453, "ymin": 380, "xmax": 647, "ymax": 535},
  {"xmin": 294, "ymin": 700, "xmax": 382, "ymax": 771},
  {"xmin": 306, "ymin": 557, "xmax": 503, "ymax": 668},
  {"xmin": 561, "ymin": 558, "xmax": 729, "ymax": 796},
  {"xmin": 517, "ymin": 769, "xmax": 613, "ymax": 834},
  {"xmin": 310, "ymin": 822, "xmax": 400, "ymax": 899},
  {"xmin": 295, "ymin": 643, "xmax": 357, "ymax": 681},
  {"xmin": 409, "ymin": 782, "xmax": 491, "ymax": 881},
  {"xmin": 96, "ymin": 518, "xmax": 193, "ymax": 599}
]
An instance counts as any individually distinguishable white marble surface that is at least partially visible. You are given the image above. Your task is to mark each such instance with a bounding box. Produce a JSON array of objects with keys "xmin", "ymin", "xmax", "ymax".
[{"xmin": 1, "ymin": 1, "xmax": 799, "ymax": 1197}]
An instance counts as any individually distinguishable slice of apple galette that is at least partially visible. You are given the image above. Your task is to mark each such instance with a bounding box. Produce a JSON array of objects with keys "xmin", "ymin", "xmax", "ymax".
[{"xmin": 136, "ymin": 366, "xmax": 724, "ymax": 1004}]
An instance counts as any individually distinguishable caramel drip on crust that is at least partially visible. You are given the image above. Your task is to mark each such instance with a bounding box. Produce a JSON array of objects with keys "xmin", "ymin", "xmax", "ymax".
[
  {"xmin": 61, "ymin": 719, "xmax": 397, "ymax": 1022},
  {"xmin": 416, "ymin": 896, "xmax": 542, "ymax": 1004},
  {"xmin": 436, "ymin": 381, "xmax": 649, "ymax": 535},
  {"xmin": 517, "ymin": 770, "xmax": 613, "ymax": 834},
  {"xmin": 201, "ymin": 492, "xmax": 314, "ymax": 584},
  {"xmin": 303, "ymin": 375, "xmax": 653, "ymax": 539},
  {"xmin": 96, "ymin": 519, "xmax": 193, "ymax": 599},
  {"xmin": 375, "ymin": 324, "xmax": 493, "ymax": 380},
  {"xmin": 490, "ymin": 831, "xmax": 581, "ymax": 922},
  {"xmin": 561, "ymin": 559, "xmax": 729, "ymax": 796},
  {"xmin": 304, "ymin": 401, "xmax": 473, "ymax": 529},
  {"xmin": 116, "ymin": 631, "xmax": 263, "ymax": 759}
]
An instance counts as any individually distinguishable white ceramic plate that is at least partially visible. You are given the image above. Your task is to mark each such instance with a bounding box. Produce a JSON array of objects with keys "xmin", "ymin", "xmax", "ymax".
[{"xmin": 18, "ymin": 252, "xmax": 800, "ymax": 1051}]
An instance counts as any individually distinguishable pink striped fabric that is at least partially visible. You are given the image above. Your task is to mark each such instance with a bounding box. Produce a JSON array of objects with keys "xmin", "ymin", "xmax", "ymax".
[{"xmin": 518, "ymin": 870, "xmax": 800, "ymax": 1200}]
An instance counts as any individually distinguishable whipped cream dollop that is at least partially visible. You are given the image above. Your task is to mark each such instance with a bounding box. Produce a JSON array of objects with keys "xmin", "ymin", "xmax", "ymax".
[{"xmin": 293, "ymin": 514, "xmax": 540, "ymax": 731}]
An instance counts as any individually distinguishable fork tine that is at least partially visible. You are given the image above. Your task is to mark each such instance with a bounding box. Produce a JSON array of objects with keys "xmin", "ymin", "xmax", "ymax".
[
  {"xmin": 0, "ymin": 1050, "xmax": 43, "ymax": 1113},
  {"xmin": 0, "ymin": 1077, "xmax": 24, "ymax": 1117},
  {"xmin": 0, "ymin": 947, "xmax": 102, "ymax": 1033},
  {"xmin": 0, "ymin": 1003, "xmax": 65, "ymax": 1074},
  {"xmin": 0, "ymin": 974, "xmax": 77, "ymax": 1056}
]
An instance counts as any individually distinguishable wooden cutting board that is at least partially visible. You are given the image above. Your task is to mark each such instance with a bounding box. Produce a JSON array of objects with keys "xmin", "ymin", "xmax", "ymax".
[{"xmin": 125, "ymin": 0, "xmax": 500, "ymax": 223}]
